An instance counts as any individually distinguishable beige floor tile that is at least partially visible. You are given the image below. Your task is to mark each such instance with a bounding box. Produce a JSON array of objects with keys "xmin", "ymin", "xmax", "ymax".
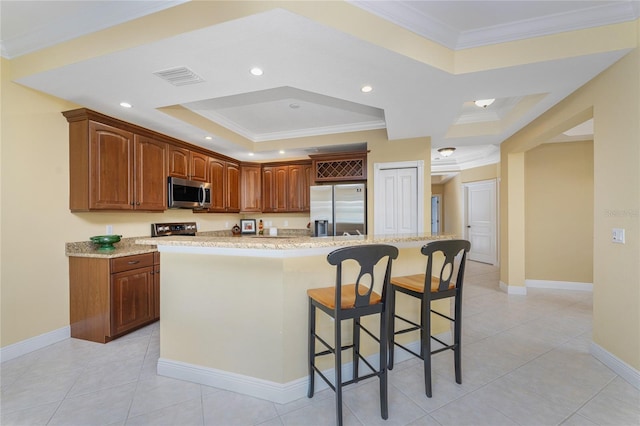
[{"xmin": 2, "ymin": 261, "xmax": 638, "ymax": 426}]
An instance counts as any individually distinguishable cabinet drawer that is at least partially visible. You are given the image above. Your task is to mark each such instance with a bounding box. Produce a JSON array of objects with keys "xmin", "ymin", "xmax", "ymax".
[{"xmin": 111, "ymin": 253, "xmax": 154, "ymax": 273}]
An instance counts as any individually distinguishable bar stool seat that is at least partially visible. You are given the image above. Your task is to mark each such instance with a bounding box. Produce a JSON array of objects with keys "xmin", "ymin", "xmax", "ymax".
[
  {"xmin": 388, "ymin": 239, "xmax": 471, "ymax": 398},
  {"xmin": 307, "ymin": 244, "xmax": 398, "ymax": 426}
]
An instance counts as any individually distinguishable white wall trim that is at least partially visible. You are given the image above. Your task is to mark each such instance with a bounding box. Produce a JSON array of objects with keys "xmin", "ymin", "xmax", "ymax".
[
  {"xmin": 526, "ymin": 279, "xmax": 593, "ymax": 292},
  {"xmin": 500, "ymin": 281, "xmax": 527, "ymax": 295},
  {"xmin": 0, "ymin": 326, "xmax": 70, "ymax": 363},
  {"xmin": 590, "ymin": 342, "xmax": 640, "ymax": 391},
  {"xmin": 158, "ymin": 337, "xmax": 428, "ymax": 404}
]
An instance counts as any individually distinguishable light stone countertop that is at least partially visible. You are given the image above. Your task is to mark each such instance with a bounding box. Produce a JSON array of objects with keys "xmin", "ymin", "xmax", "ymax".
[
  {"xmin": 134, "ymin": 233, "xmax": 454, "ymax": 252},
  {"xmin": 65, "ymin": 228, "xmax": 312, "ymax": 258},
  {"xmin": 65, "ymin": 237, "xmax": 158, "ymax": 259},
  {"xmin": 67, "ymin": 231, "xmax": 454, "ymax": 259}
]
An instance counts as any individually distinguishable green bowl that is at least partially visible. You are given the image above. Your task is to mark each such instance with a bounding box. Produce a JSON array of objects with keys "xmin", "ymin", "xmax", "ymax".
[{"xmin": 90, "ymin": 235, "xmax": 122, "ymax": 251}]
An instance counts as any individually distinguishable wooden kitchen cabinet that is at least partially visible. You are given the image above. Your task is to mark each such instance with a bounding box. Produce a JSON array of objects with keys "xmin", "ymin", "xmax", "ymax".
[
  {"xmin": 63, "ymin": 109, "xmax": 167, "ymax": 211},
  {"xmin": 262, "ymin": 166, "xmax": 275, "ymax": 212},
  {"xmin": 135, "ymin": 135, "xmax": 168, "ymax": 211},
  {"xmin": 262, "ymin": 165, "xmax": 288, "ymax": 212},
  {"xmin": 168, "ymin": 145, "xmax": 189, "ymax": 179},
  {"xmin": 262, "ymin": 162, "xmax": 312, "ymax": 212},
  {"xmin": 240, "ymin": 163, "xmax": 262, "ymax": 212},
  {"xmin": 303, "ymin": 162, "xmax": 313, "ymax": 211},
  {"xmin": 208, "ymin": 157, "xmax": 240, "ymax": 212},
  {"xmin": 69, "ymin": 252, "xmax": 159, "ymax": 343},
  {"xmin": 153, "ymin": 252, "xmax": 161, "ymax": 320},
  {"xmin": 288, "ymin": 165, "xmax": 304, "ymax": 211},
  {"xmin": 190, "ymin": 151, "xmax": 209, "ymax": 182},
  {"xmin": 168, "ymin": 146, "xmax": 209, "ymax": 182}
]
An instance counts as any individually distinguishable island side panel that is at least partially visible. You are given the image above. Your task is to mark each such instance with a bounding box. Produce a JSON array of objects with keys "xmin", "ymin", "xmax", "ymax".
[{"xmin": 159, "ymin": 252, "xmax": 286, "ymax": 382}]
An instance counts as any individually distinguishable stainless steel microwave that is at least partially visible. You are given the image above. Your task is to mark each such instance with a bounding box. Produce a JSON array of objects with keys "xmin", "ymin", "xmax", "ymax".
[{"xmin": 167, "ymin": 177, "xmax": 212, "ymax": 209}]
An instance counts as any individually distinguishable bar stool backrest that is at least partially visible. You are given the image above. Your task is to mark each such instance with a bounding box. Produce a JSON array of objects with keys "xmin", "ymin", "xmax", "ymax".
[
  {"xmin": 422, "ymin": 239, "xmax": 471, "ymax": 294},
  {"xmin": 327, "ymin": 244, "xmax": 399, "ymax": 309}
]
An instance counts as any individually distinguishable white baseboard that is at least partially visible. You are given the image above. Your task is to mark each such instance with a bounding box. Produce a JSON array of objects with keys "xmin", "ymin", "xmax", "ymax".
[
  {"xmin": 526, "ymin": 279, "xmax": 593, "ymax": 292},
  {"xmin": 590, "ymin": 342, "xmax": 640, "ymax": 391},
  {"xmin": 158, "ymin": 338, "xmax": 427, "ymax": 404},
  {"xmin": 0, "ymin": 326, "xmax": 70, "ymax": 363},
  {"xmin": 500, "ymin": 281, "xmax": 527, "ymax": 295}
]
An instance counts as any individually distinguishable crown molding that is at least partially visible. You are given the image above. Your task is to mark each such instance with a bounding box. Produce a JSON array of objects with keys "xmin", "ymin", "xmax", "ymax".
[{"xmin": 350, "ymin": 1, "xmax": 640, "ymax": 51}]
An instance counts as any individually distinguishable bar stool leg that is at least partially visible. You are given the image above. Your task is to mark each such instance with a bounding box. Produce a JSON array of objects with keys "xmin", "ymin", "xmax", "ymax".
[
  {"xmin": 379, "ymin": 311, "xmax": 389, "ymax": 419},
  {"xmin": 307, "ymin": 299, "xmax": 315, "ymax": 398},
  {"xmin": 423, "ymin": 298, "xmax": 432, "ymax": 398},
  {"xmin": 454, "ymin": 294, "xmax": 462, "ymax": 385},
  {"xmin": 352, "ymin": 317, "xmax": 360, "ymax": 381},
  {"xmin": 387, "ymin": 287, "xmax": 396, "ymax": 370},
  {"xmin": 335, "ymin": 316, "xmax": 343, "ymax": 426}
]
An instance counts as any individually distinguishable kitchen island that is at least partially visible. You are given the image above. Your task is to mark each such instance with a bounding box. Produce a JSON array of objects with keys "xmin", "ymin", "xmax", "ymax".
[{"xmin": 135, "ymin": 233, "xmax": 454, "ymax": 403}]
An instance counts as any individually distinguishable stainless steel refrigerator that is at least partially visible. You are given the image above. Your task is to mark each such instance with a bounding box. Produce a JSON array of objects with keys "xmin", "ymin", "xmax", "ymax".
[{"xmin": 309, "ymin": 184, "xmax": 366, "ymax": 236}]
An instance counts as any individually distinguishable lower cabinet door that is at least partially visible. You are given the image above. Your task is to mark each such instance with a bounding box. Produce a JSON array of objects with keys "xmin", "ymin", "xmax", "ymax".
[{"xmin": 111, "ymin": 266, "xmax": 154, "ymax": 335}]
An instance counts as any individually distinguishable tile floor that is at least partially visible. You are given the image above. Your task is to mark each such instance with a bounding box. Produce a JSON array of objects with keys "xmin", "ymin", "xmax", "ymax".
[{"xmin": 1, "ymin": 261, "xmax": 639, "ymax": 425}]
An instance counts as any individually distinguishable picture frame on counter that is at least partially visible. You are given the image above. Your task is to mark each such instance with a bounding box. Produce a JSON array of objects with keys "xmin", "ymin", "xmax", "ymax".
[{"xmin": 240, "ymin": 219, "xmax": 256, "ymax": 234}]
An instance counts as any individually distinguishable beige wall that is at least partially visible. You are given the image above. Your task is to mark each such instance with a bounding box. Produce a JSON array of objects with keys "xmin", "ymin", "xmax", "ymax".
[
  {"xmin": 443, "ymin": 174, "xmax": 463, "ymax": 237},
  {"xmin": 525, "ymin": 141, "xmax": 594, "ymax": 283},
  {"xmin": 500, "ymin": 48, "xmax": 640, "ymax": 370},
  {"xmin": 440, "ymin": 164, "xmax": 500, "ymax": 238},
  {"xmin": 460, "ymin": 163, "xmax": 499, "ymax": 183}
]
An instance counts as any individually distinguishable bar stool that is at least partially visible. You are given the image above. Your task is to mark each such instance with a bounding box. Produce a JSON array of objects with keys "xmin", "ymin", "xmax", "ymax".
[
  {"xmin": 307, "ymin": 244, "xmax": 398, "ymax": 426},
  {"xmin": 388, "ymin": 239, "xmax": 470, "ymax": 397}
]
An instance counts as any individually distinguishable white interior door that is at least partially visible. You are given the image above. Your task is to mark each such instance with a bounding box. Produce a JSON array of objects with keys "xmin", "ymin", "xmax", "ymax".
[
  {"xmin": 374, "ymin": 161, "xmax": 424, "ymax": 235},
  {"xmin": 465, "ymin": 179, "xmax": 497, "ymax": 264}
]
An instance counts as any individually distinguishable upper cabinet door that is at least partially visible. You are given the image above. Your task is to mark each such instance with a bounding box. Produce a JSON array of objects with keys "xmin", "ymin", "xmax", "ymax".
[
  {"xmin": 226, "ymin": 162, "xmax": 240, "ymax": 212},
  {"xmin": 189, "ymin": 152, "xmax": 209, "ymax": 182},
  {"xmin": 240, "ymin": 164, "xmax": 262, "ymax": 213},
  {"xmin": 134, "ymin": 135, "xmax": 167, "ymax": 211},
  {"xmin": 168, "ymin": 146, "xmax": 189, "ymax": 179},
  {"xmin": 288, "ymin": 165, "xmax": 304, "ymax": 212},
  {"xmin": 89, "ymin": 121, "xmax": 134, "ymax": 210},
  {"xmin": 208, "ymin": 158, "xmax": 226, "ymax": 212},
  {"xmin": 262, "ymin": 167, "xmax": 275, "ymax": 212}
]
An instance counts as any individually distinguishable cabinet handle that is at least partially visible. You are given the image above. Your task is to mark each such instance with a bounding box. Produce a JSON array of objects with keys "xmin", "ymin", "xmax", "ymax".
[{"xmin": 127, "ymin": 260, "xmax": 140, "ymax": 265}]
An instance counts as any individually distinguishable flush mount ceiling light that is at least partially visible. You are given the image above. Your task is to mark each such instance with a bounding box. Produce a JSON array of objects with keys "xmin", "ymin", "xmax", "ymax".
[
  {"xmin": 361, "ymin": 85, "xmax": 373, "ymax": 93},
  {"xmin": 438, "ymin": 147, "xmax": 456, "ymax": 157},
  {"xmin": 204, "ymin": 136, "xmax": 212, "ymax": 140},
  {"xmin": 119, "ymin": 102, "xmax": 132, "ymax": 108},
  {"xmin": 474, "ymin": 99, "xmax": 495, "ymax": 108},
  {"xmin": 250, "ymin": 67, "xmax": 263, "ymax": 76}
]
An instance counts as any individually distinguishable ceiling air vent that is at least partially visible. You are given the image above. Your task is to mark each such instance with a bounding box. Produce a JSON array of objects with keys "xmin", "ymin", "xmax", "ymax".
[{"xmin": 153, "ymin": 66, "xmax": 204, "ymax": 86}]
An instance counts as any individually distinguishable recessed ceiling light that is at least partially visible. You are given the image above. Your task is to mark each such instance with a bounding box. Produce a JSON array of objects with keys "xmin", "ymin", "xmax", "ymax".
[
  {"xmin": 474, "ymin": 99, "xmax": 495, "ymax": 108},
  {"xmin": 279, "ymin": 150, "xmax": 285, "ymax": 154},
  {"xmin": 119, "ymin": 102, "xmax": 132, "ymax": 108},
  {"xmin": 248, "ymin": 153, "xmax": 254, "ymax": 156},
  {"xmin": 250, "ymin": 67, "xmax": 263, "ymax": 76},
  {"xmin": 289, "ymin": 103, "xmax": 300, "ymax": 109},
  {"xmin": 204, "ymin": 136, "xmax": 213, "ymax": 140},
  {"xmin": 361, "ymin": 85, "xmax": 373, "ymax": 93}
]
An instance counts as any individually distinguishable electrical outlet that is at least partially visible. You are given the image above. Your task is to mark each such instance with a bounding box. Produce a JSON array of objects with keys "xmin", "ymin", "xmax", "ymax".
[
  {"xmin": 284, "ymin": 220, "xmax": 288, "ymax": 227},
  {"xmin": 612, "ymin": 228, "xmax": 625, "ymax": 244},
  {"xmin": 106, "ymin": 225, "xmax": 113, "ymax": 235}
]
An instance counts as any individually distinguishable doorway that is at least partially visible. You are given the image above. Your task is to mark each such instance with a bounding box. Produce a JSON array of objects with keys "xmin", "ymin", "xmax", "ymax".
[{"xmin": 464, "ymin": 179, "xmax": 498, "ymax": 264}]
